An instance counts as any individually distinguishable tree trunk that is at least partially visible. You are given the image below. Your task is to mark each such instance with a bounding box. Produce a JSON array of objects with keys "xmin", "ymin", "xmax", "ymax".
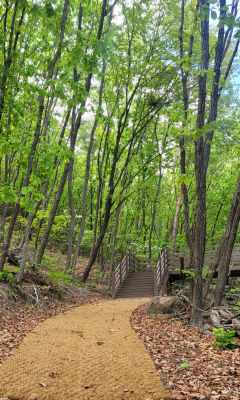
[
  {"xmin": 191, "ymin": 0, "xmax": 210, "ymax": 327},
  {"xmin": 210, "ymin": 202, "xmax": 223, "ymax": 241},
  {"xmin": 17, "ymin": 212, "xmax": 34, "ymax": 283},
  {"xmin": 108, "ymin": 203, "xmax": 122, "ymax": 287},
  {"xmin": 203, "ymin": 173, "xmax": 240, "ymax": 302},
  {"xmin": 0, "ymin": 0, "xmax": 20, "ymax": 125},
  {"xmin": 65, "ymin": 155, "xmax": 76, "ymax": 270},
  {"xmin": 35, "ymin": 163, "xmax": 70, "ymax": 267},
  {"xmin": 81, "ymin": 78, "xmax": 143, "ymax": 282},
  {"xmin": 214, "ymin": 195, "xmax": 240, "ymax": 305},
  {"xmin": 148, "ymin": 127, "xmax": 164, "ymax": 260},
  {"xmin": 179, "ymin": 0, "xmax": 194, "ymax": 249},
  {"xmin": 90, "ymin": 126, "xmax": 110, "ymax": 255},
  {"xmin": 35, "ymin": 0, "xmax": 108, "ymax": 268},
  {"xmin": 172, "ymin": 188, "xmax": 182, "ymax": 249},
  {"xmin": 0, "ymin": 0, "xmax": 70, "ymax": 270},
  {"xmin": 70, "ymin": 63, "xmax": 106, "ymax": 273}
]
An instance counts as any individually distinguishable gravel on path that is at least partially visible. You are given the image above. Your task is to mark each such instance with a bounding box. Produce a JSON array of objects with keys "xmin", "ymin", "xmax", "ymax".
[{"xmin": 0, "ymin": 298, "xmax": 169, "ymax": 400}]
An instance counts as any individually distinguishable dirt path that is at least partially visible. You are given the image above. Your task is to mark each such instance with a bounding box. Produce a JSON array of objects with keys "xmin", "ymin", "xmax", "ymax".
[{"xmin": 0, "ymin": 298, "xmax": 169, "ymax": 400}]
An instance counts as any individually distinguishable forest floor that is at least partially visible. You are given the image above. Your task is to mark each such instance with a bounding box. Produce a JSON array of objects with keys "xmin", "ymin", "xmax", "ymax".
[
  {"xmin": 0, "ymin": 256, "xmax": 240, "ymax": 400},
  {"xmin": 131, "ymin": 303, "xmax": 240, "ymax": 400},
  {"xmin": 0, "ymin": 298, "xmax": 169, "ymax": 400}
]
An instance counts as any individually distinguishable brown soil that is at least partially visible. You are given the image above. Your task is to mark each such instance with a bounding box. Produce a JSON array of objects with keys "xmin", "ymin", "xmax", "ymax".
[{"xmin": 0, "ymin": 298, "xmax": 169, "ymax": 400}]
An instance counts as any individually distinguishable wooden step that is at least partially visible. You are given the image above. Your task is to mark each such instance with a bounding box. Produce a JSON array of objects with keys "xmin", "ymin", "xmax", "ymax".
[
  {"xmin": 115, "ymin": 269, "xmax": 155, "ymax": 298},
  {"xmin": 117, "ymin": 288, "xmax": 154, "ymax": 293},
  {"xmin": 116, "ymin": 288, "xmax": 154, "ymax": 294},
  {"xmin": 116, "ymin": 293, "xmax": 154, "ymax": 296},
  {"xmin": 115, "ymin": 293, "xmax": 154, "ymax": 299}
]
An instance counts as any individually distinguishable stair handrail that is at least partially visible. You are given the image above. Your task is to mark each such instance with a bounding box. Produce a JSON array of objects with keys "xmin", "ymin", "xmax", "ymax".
[
  {"xmin": 112, "ymin": 250, "xmax": 131, "ymax": 298},
  {"xmin": 156, "ymin": 248, "xmax": 168, "ymax": 295}
]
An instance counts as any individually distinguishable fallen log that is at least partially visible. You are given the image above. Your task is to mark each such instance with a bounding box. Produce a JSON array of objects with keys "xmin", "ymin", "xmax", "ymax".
[{"xmin": 223, "ymin": 324, "xmax": 240, "ymax": 330}]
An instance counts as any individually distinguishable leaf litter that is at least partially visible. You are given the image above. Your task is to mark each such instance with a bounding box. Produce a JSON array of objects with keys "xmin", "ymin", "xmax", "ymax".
[{"xmin": 131, "ymin": 304, "xmax": 240, "ymax": 400}]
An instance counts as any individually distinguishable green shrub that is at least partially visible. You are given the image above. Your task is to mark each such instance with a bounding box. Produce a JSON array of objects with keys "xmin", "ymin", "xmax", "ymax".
[
  {"xmin": 182, "ymin": 268, "xmax": 194, "ymax": 278},
  {"xmin": 213, "ymin": 328, "xmax": 236, "ymax": 349},
  {"xmin": 41, "ymin": 253, "xmax": 58, "ymax": 269},
  {"xmin": 7, "ymin": 289, "xmax": 16, "ymax": 299},
  {"xmin": 46, "ymin": 269, "xmax": 72, "ymax": 286},
  {"xmin": 0, "ymin": 267, "xmax": 14, "ymax": 283}
]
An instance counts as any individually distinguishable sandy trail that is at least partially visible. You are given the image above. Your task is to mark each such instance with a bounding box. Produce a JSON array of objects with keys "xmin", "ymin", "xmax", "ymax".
[{"xmin": 0, "ymin": 298, "xmax": 169, "ymax": 400}]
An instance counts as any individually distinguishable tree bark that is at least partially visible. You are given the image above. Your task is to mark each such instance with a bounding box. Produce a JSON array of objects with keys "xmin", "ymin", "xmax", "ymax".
[
  {"xmin": 203, "ymin": 173, "xmax": 240, "ymax": 303},
  {"xmin": 108, "ymin": 203, "xmax": 122, "ymax": 287},
  {"xmin": 70, "ymin": 62, "xmax": 106, "ymax": 273},
  {"xmin": 0, "ymin": 0, "xmax": 19, "ymax": 125},
  {"xmin": 17, "ymin": 211, "xmax": 34, "ymax": 283},
  {"xmin": 190, "ymin": 0, "xmax": 210, "ymax": 327},
  {"xmin": 172, "ymin": 188, "xmax": 182, "ymax": 249}
]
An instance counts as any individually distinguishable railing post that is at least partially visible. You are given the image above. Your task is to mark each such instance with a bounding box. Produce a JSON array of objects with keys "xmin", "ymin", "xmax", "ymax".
[
  {"xmin": 180, "ymin": 256, "xmax": 184, "ymax": 275},
  {"xmin": 135, "ymin": 255, "xmax": 138, "ymax": 272},
  {"xmin": 119, "ymin": 262, "xmax": 122, "ymax": 286},
  {"xmin": 127, "ymin": 249, "xmax": 131, "ymax": 274},
  {"xmin": 112, "ymin": 271, "xmax": 115, "ymax": 298},
  {"xmin": 165, "ymin": 248, "xmax": 168, "ymax": 272},
  {"xmin": 131, "ymin": 253, "xmax": 136, "ymax": 272}
]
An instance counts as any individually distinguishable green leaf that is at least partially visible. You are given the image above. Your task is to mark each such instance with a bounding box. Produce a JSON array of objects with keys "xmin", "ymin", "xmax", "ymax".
[
  {"xmin": 31, "ymin": 4, "xmax": 41, "ymax": 16},
  {"xmin": 211, "ymin": 10, "xmax": 217, "ymax": 20},
  {"xmin": 67, "ymin": 98, "xmax": 75, "ymax": 108},
  {"xmin": 0, "ymin": 186, "xmax": 17, "ymax": 203},
  {"xmin": 234, "ymin": 29, "xmax": 240, "ymax": 39},
  {"xmin": 180, "ymin": 362, "xmax": 190, "ymax": 368},
  {"xmin": 21, "ymin": 187, "xmax": 28, "ymax": 195},
  {"xmin": 197, "ymin": 68, "xmax": 208, "ymax": 77},
  {"xmin": 45, "ymin": 2, "xmax": 55, "ymax": 17},
  {"xmin": 199, "ymin": 5, "xmax": 209, "ymax": 21}
]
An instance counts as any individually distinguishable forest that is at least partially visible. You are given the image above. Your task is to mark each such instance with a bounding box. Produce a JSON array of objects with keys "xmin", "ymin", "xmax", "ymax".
[{"xmin": 0, "ymin": 0, "xmax": 240, "ymax": 329}]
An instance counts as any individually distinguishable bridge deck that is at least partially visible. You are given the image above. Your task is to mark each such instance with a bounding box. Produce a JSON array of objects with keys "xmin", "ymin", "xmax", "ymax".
[{"xmin": 112, "ymin": 245, "xmax": 240, "ymax": 298}]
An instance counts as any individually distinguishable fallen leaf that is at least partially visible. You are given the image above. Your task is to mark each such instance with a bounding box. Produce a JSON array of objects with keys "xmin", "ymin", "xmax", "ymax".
[{"xmin": 130, "ymin": 303, "xmax": 240, "ymax": 400}]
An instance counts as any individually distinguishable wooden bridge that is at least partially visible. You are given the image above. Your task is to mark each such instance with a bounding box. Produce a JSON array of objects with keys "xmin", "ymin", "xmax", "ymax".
[{"xmin": 111, "ymin": 245, "xmax": 240, "ymax": 298}]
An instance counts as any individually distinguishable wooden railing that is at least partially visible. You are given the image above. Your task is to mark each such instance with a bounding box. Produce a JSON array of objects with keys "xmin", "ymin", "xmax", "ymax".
[
  {"xmin": 112, "ymin": 251, "xmax": 158, "ymax": 298},
  {"xmin": 112, "ymin": 249, "xmax": 178, "ymax": 298},
  {"xmin": 129, "ymin": 255, "xmax": 158, "ymax": 271},
  {"xmin": 168, "ymin": 243, "xmax": 240, "ymax": 272},
  {"xmin": 155, "ymin": 248, "xmax": 169, "ymax": 296},
  {"xmin": 112, "ymin": 253, "xmax": 130, "ymax": 298},
  {"xmin": 112, "ymin": 244, "xmax": 240, "ymax": 298}
]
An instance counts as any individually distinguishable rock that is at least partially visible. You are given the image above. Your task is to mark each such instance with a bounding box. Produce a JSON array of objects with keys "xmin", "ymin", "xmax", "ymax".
[
  {"xmin": 199, "ymin": 323, "xmax": 212, "ymax": 335},
  {"xmin": 39, "ymin": 382, "xmax": 48, "ymax": 387},
  {"xmin": 147, "ymin": 296, "xmax": 186, "ymax": 315}
]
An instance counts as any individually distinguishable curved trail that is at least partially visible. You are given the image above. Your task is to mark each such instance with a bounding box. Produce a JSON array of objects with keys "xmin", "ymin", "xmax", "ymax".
[{"xmin": 0, "ymin": 298, "xmax": 169, "ymax": 400}]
